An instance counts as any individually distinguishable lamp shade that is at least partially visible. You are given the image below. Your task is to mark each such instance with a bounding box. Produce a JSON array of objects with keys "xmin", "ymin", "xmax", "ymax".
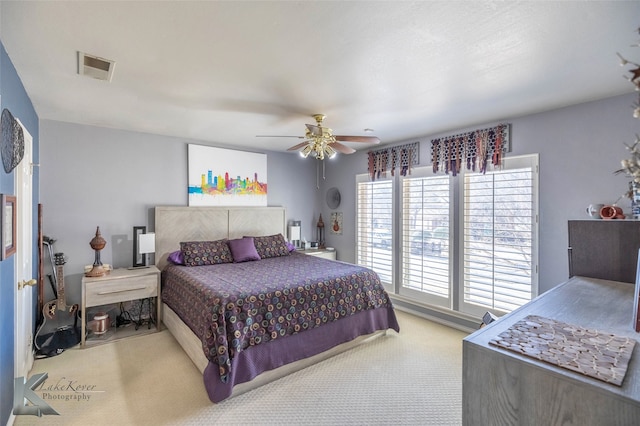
[
  {"xmin": 288, "ymin": 225, "xmax": 301, "ymax": 242},
  {"xmin": 138, "ymin": 232, "xmax": 156, "ymax": 254}
]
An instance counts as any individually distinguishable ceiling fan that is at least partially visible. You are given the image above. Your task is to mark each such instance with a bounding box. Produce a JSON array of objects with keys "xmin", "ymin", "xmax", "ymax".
[{"xmin": 257, "ymin": 114, "xmax": 381, "ymax": 160}]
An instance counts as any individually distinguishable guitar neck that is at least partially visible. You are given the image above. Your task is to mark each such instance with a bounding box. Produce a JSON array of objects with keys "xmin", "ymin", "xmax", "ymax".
[
  {"xmin": 54, "ymin": 253, "xmax": 67, "ymax": 311},
  {"xmin": 56, "ymin": 264, "xmax": 66, "ymax": 311}
]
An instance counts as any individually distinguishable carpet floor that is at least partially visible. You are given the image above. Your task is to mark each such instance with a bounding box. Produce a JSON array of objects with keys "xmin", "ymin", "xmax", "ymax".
[{"xmin": 14, "ymin": 310, "xmax": 468, "ymax": 426}]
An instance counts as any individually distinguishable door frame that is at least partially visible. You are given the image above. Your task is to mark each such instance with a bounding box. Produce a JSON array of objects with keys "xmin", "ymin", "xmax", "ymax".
[{"xmin": 14, "ymin": 119, "xmax": 34, "ymax": 379}]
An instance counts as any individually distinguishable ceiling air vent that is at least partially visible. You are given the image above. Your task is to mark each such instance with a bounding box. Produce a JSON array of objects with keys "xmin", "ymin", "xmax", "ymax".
[{"xmin": 77, "ymin": 51, "xmax": 115, "ymax": 82}]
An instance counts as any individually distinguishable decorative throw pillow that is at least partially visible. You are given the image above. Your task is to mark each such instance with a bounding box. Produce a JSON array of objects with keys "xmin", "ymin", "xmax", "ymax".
[
  {"xmin": 285, "ymin": 241, "xmax": 296, "ymax": 252},
  {"xmin": 180, "ymin": 239, "xmax": 233, "ymax": 266},
  {"xmin": 251, "ymin": 233, "xmax": 291, "ymax": 259},
  {"xmin": 167, "ymin": 250, "xmax": 185, "ymax": 265},
  {"xmin": 228, "ymin": 237, "xmax": 261, "ymax": 263}
]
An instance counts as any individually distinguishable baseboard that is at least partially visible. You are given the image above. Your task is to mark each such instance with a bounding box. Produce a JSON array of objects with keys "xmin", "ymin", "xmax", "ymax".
[{"xmin": 390, "ymin": 295, "xmax": 478, "ymax": 333}]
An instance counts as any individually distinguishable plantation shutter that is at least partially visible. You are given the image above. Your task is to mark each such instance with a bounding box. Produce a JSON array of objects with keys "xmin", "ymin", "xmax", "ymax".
[
  {"xmin": 462, "ymin": 155, "xmax": 538, "ymax": 315},
  {"xmin": 356, "ymin": 177, "xmax": 393, "ymax": 284},
  {"xmin": 400, "ymin": 170, "xmax": 451, "ymax": 307}
]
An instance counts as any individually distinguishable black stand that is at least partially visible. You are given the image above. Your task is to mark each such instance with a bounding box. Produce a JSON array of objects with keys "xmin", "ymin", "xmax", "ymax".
[{"xmin": 135, "ymin": 298, "xmax": 156, "ymax": 330}]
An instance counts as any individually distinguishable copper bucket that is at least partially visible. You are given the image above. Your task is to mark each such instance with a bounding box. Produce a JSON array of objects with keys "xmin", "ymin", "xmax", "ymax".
[{"xmin": 89, "ymin": 312, "xmax": 110, "ymax": 335}]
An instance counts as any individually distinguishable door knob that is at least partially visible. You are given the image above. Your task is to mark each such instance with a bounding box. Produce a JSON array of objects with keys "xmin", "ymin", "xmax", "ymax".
[{"xmin": 18, "ymin": 279, "xmax": 37, "ymax": 290}]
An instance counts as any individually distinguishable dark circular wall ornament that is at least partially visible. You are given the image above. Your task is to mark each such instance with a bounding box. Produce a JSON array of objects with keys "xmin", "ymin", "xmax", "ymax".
[
  {"xmin": 326, "ymin": 187, "xmax": 341, "ymax": 209},
  {"xmin": 1, "ymin": 108, "xmax": 24, "ymax": 173}
]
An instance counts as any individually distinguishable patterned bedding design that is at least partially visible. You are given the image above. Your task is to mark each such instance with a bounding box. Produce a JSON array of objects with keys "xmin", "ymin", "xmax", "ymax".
[{"xmin": 162, "ymin": 252, "xmax": 394, "ymax": 383}]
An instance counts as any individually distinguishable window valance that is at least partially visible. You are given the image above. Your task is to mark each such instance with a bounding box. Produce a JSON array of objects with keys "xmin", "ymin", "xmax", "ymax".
[
  {"xmin": 430, "ymin": 124, "xmax": 510, "ymax": 175},
  {"xmin": 367, "ymin": 142, "xmax": 419, "ymax": 181}
]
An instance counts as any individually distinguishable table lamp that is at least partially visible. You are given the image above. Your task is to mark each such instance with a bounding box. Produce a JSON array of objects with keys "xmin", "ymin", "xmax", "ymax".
[
  {"xmin": 138, "ymin": 232, "xmax": 155, "ymax": 267},
  {"xmin": 131, "ymin": 226, "xmax": 155, "ymax": 268},
  {"xmin": 288, "ymin": 222, "xmax": 301, "ymax": 248}
]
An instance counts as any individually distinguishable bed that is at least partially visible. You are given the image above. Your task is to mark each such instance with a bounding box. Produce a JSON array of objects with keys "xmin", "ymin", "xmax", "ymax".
[{"xmin": 155, "ymin": 206, "xmax": 399, "ymax": 402}]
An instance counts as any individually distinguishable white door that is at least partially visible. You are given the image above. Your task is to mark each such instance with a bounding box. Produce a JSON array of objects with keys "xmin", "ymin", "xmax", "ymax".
[{"xmin": 14, "ymin": 120, "xmax": 34, "ymax": 378}]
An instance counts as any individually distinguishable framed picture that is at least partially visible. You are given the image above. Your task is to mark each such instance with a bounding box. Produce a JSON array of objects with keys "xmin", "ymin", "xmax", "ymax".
[
  {"xmin": 330, "ymin": 211, "xmax": 343, "ymax": 235},
  {"xmin": 1, "ymin": 194, "xmax": 16, "ymax": 260},
  {"xmin": 187, "ymin": 144, "xmax": 267, "ymax": 206}
]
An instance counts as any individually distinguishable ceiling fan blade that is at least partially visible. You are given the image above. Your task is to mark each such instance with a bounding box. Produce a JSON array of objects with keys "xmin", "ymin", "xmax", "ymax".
[
  {"xmin": 256, "ymin": 135, "xmax": 304, "ymax": 138},
  {"xmin": 334, "ymin": 135, "xmax": 381, "ymax": 144},
  {"xmin": 330, "ymin": 141, "xmax": 356, "ymax": 154},
  {"xmin": 305, "ymin": 124, "xmax": 322, "ymax": 136},
  {"xmin": 287, "ymin": 141, "xmax": 310, "ymax": 151}
]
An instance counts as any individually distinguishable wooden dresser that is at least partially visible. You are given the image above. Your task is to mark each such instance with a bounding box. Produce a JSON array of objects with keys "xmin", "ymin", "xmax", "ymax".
[
  {"xmin": 463, "ymin": 220, "xmax": 640, "ymax": 425},
  {"xmin": 463, "ymin": 276, "xmax": 640, "ymax": 425},
  {"xmin": 568, "ymin": 220, "xmax": 640, "ymax": 283}
]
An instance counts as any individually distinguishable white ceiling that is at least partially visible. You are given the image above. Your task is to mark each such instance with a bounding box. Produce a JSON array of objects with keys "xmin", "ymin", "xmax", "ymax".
[{"xmin": 1, "ymin": 1, "xmax": 639, "ymax": 154}]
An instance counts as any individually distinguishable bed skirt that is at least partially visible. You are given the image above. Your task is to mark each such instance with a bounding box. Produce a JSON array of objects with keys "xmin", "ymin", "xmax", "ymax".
[{"xmin": 163, "ymin": 303, "xmax": 399, "ymax": 402}]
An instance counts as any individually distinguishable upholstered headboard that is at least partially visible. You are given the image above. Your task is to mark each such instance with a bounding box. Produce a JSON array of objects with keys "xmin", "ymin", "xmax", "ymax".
[{"xmin": 154, "ymin": 206, "xmax": 286, "ymax": 270}]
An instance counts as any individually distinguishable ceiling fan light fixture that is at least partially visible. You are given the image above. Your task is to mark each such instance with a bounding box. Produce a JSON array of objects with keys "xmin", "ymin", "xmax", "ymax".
[
  {"xmin": 276, "ymin": 114, "xmax": 380, "ymax": 160},
  {"xmin": 314, "ymin": 144, "xmax": 324, "ymax": 160},
  {"xmin": 324, "ymin": 144, "xmax": 336, "ymax": 159},
  {"xmin": 300, "ymin": 144, "xmax": 313, "ymax": 158}
]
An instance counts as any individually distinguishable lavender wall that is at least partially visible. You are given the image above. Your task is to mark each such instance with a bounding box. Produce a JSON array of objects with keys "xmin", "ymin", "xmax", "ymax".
[
  {"xmin": 39, "ymin": 120, "xmax": 320, "ymax": 306},
  {"xmin": 40, "ymin": 93, "xmax": 640, "ymax": 307},
  {"xmin": 319, "ymin": 93, "xmax": 639, "ymax": 294}
]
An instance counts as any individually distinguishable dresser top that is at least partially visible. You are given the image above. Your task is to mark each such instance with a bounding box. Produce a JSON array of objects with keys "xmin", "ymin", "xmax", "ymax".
[{"xmin": 464, "ymin": 276, "xmax": 640, "ymax": 403}]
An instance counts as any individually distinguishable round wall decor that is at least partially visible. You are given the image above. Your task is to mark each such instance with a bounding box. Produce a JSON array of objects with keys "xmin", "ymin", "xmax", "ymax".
[
  {"xmin": 1, "ymin": 108, "xmax": 24, "ymax": 173},
  {"xmin": 326, "ymin": 187, "xmax": 341, "ymax": 209}
]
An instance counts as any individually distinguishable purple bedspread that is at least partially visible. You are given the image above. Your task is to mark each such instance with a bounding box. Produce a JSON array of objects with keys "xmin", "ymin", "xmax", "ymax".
[
  {"xmin": 162, "ymin": 252, "xmax": 399, "ymax": 389},
  {"xmin": 203, "ymin": 306, "xmax": 398, "ymax": 402}
]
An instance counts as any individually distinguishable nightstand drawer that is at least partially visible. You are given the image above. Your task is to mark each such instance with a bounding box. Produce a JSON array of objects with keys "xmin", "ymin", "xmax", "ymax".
[
  {"xmin": 81, "ymin": 266, "xmax": 161, "ymax": 348},
  {"xmin": 85, "ymin": 274, "xmax": 157, "ymax": 307}
]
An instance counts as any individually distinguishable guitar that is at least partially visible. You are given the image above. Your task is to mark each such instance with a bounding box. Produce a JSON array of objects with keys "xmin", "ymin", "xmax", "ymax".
[{"xmin": 35, "ymin": 252, "xmax": 80, "ymax": 356}]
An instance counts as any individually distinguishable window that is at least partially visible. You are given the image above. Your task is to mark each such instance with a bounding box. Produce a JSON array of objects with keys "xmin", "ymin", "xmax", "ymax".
[
  {"xmin": 356, "ymin": 154, "xmax": 538, "ymax": 318},
  {"xmin": 462, "ymin": 155, "xmax": 538, "ymax": 316},
  {"xmin": 400, "ymin": 169, "xmax": 451, "ymax": 308},
  {"xmin": 356, "ymin": 177, "xmax": 393, "ymax": 285}
]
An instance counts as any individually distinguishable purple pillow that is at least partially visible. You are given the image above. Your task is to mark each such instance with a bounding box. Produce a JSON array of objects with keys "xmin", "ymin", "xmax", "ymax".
[
  {"xmin": 285, "ymin": 241, "xmax": 296, "ymax": 252},
  {"xmin": 228, "ymin": 237, "xmax": 261, "ymax": 263},
  {"xmin": 250, "ymin": 234, "xmax": 291, "ymax": 259},
  {"xmin": 167, "ymin": 250, "xmax": 184, "ymax": 265},
  {"xmin": 180, "ymin": 239, "xmax": 233, "ymax": 266}
]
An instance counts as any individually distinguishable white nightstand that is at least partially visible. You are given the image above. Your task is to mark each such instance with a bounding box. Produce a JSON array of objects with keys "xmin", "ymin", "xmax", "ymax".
[
  {"xmin": 81, "ymin": 266, "xmax": 161, "ymax": 347},
  {"xmin": 299, "ymin": 248, "xmax": 337, "ymax": 260}
]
